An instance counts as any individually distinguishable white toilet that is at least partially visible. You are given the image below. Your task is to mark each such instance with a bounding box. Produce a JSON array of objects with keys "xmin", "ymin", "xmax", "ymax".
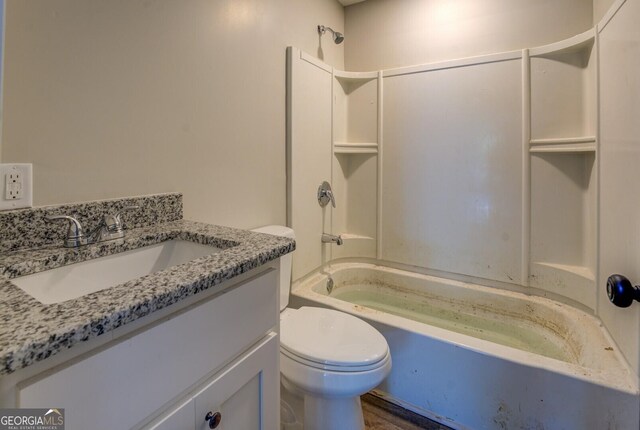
[{"xmin": 252, "ymin": 225, "xmax": 392, "ymax": 430}]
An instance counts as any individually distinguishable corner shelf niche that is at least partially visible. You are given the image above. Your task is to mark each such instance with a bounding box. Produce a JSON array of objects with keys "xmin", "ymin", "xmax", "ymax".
[
  {"xmin": 530, "ymin": 29, "xmax": 596, "ymax": 145},
  {"xmin": 526, "ymin": 30, "xmax": 598, "ymax": 309},
  {"xmin": 331, "ymin": 70, "xmax": 379, "ymax": 260},
  {"xmin": 333, "ymin": 71, "xmax": 378, "ymax": 145},
  {"xmin": 331, "ymin": 152, "xmax": 378, "ymax": 260},
  {"xmin": 529, "ymin": 151, "xmax": 597, "ymax": 308}
]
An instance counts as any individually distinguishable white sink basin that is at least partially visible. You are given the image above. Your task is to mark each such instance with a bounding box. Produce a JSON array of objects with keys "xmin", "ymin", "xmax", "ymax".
[{"xmin": 12, "ymin": 240, "xmax": 221, "ymax": 304}]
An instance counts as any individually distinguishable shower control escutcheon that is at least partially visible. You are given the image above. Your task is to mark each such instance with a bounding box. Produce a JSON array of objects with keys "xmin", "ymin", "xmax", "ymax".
[{"xmin": 317, "ymin": 181, "xmax": 336, "ymax": 208}]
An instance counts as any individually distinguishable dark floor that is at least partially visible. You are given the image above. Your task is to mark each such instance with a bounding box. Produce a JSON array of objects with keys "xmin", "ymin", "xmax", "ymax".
[{"xmin": 362, "ymin": 394, "xmax": 453, "ymax": 430}]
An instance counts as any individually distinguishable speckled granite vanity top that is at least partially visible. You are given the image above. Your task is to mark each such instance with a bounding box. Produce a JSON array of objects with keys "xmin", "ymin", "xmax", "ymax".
[{"xmin": 0, "ymin": 194, "xmax": 294, "ymax": 375}]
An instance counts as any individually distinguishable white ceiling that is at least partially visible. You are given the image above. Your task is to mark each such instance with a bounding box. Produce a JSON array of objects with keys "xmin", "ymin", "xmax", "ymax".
[{"xmin": 338, "ymin": 0, "xmax": 367, "ymax": 6}]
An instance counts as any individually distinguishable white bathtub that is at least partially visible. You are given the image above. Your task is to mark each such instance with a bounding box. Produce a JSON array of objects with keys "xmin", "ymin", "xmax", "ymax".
[{"xmin": 291, "ymin": 262, "xmax": 640, "ymax": 430}]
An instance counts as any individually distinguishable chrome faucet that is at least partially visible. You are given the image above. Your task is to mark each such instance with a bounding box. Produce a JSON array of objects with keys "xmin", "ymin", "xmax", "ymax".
[
  {"xmin": 322, "ymin": 233, "xmax": 343, "ymax": 246},
  {"xmin": 89, "ymin": 206, "xmax": 139, "ymax": 243},
  {"xmin": 47, "ymin": 206, "xmax": 138, "ymax": 248}
]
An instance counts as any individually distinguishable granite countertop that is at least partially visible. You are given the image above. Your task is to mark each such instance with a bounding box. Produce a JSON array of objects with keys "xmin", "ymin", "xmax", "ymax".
[{"xmin": 0, "ymin": 220, "xmax": 295, "ymax": 376}]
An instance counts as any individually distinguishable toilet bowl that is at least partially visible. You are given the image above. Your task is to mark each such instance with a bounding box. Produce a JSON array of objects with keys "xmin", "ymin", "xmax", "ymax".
[{"xmin": 251, "ymin": 226, "xmax": 391, "ymax": 430}]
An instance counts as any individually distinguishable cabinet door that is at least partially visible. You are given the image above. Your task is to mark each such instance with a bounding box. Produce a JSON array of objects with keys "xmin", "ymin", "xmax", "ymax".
[{"xmin": 194, "ymin": 333, "xmax": 279, "ymax": 430}]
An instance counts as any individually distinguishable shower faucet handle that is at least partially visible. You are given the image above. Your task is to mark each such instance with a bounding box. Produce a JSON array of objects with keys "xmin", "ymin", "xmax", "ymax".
[{"xmin": 317, "ymin": 181, "xmax": 336, "ymax": 208}]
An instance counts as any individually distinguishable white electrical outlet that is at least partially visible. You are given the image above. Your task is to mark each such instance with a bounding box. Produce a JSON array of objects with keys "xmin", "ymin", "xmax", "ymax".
[
  {"xmin": 0, "ymin": 164, "xmax": 33, "ymax": 211},
  {"xmin": 6, "ymin": 171, "xmax": 23, "ymax": 199}
]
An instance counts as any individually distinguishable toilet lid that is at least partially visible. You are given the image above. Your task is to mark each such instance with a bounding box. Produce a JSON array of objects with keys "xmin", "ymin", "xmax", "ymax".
[{"xmin": 280, "ymin": 307, "xmax": 389, "ymax": 368}]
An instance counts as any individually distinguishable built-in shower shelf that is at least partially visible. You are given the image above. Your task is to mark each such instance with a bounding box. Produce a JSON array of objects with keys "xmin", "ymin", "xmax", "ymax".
[
  {"xmin": 532, "ymin": 262, "xmax": 595, "ymax": 282},
  {"xmin": 332, "ymin": 234, "xmax": 377, "ymax": 260},
  {"xmin": 529, "ymin": 28, "xmax": 595, "ymax": 57},
  {"xmin": 529, "ymin": 137, "xmax": 596, "ymax": 153},
  {"xmin": 529, "ymin": 262, "xmax": 596, "ymax": 308},
  {"xmin": 333, "ymin": 70, "xmax": 378, "ymax": 83},
  {"xmin": 334, "ymin": 142, "xmax": 378, "ymax": 154},
  {"xmin": 530, "ymin": 136, "xmax": 596, "ymax": 145},
  {"xmin": 339, "ymin": 233, "xmax": 375, "ymax": 241}
]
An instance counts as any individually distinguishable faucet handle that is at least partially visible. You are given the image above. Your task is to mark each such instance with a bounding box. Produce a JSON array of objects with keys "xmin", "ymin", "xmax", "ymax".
[
  {"xmin": 318, "ymin": 181, "xmax": 336, "ymax": 208},
  {"xmin": 46, "ymin": 215, "xmax": 87, "ymax": 247},
  {"xmin": 326, "ymin": 189, "xmax": 336, "ymax": 208},
  {"xmin": 104, "ymin": 205, "xmax": 139, "ymax": 233}
]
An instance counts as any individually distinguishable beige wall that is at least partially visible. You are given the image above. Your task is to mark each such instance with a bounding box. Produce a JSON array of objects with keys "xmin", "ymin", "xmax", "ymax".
[
  {"xmin": 344, "ymin": 0, "xmax": 593, "ymax": 71},
  {"xmin": 1, "ymin": 0, "xmax": 343, "ymax": 228}
]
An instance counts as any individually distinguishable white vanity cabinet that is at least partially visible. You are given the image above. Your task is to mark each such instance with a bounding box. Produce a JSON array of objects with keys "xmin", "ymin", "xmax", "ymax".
[{"xmin": 10, "ymin": 267, "xmax": 280, "ymax": 430}]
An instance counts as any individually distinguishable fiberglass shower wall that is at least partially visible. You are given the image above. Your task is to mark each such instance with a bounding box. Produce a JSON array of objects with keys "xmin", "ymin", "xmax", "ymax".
[
  {"xmin": 288, "ymin": 40, "xmax": 598, "ymax": 313},
  {"xmin": 380, "ymin": 59, "xmax": 523, "ymax": 286}
]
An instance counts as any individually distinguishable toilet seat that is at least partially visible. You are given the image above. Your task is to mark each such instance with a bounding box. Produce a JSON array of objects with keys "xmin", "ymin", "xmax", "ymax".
[
  {"xmin": 281, "ymin": 345, "xmax": 390, "ymax": 372},
  {"xmin": 280, "ymin": 307, "xmax": 389, "ymax": 370}
]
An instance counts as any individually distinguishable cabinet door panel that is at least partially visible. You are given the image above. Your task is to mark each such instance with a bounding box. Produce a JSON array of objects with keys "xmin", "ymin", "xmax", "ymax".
[{"xmin": 194, "ymin": 333, "xmax": 279, "ymax": 430}]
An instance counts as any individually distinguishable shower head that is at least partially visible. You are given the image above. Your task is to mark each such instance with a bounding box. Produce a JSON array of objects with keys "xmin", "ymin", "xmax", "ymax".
[{"xmin": 318, "ymin": 25, "xmax": 344, "ymax": 44}]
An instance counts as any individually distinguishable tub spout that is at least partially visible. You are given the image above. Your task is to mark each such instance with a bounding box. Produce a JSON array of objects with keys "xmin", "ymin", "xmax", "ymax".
[{"xmin": 322, "ymin": 233, "xmax": 343, "ymax": 246}]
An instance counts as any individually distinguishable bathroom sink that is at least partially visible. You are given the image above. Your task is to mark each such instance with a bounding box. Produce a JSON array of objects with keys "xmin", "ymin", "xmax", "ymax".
[{"xmin": 12, "ymin": 240, "xmax": 221, "ymax": 304}]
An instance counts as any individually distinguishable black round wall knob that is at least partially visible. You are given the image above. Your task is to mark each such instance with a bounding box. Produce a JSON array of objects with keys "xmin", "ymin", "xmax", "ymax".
[
  {"xmin": 607, "ymin": 274, "xmax": 640, "ymax": 308},
  {"xmin": 205, "ymin": 411, "xmax": 221, "ymax": 429}
]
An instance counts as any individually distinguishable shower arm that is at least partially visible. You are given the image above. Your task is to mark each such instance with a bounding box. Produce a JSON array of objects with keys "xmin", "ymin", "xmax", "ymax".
[
  {"xmin": 318, "ymin": 24, "xmax": 344, "ymax": 44},
  {"xmin": 318, "ymin": 25, "xmax": 336, "ymax": 35}
]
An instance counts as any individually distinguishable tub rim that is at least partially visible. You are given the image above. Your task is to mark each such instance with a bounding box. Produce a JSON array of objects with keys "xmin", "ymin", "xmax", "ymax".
[{"xmin": 292, "ymin": 261, "xmax": 639, "ymax": 395}]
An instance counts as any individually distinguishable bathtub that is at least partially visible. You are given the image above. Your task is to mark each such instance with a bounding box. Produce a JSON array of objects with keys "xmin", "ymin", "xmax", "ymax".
[{"xmin": 290, "ymin": 262, "xmax": 640, "ymax": 430}]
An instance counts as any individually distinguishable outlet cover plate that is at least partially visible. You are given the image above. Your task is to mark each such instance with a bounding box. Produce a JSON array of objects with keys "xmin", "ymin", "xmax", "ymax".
[{"xmin": 0, "ymin": 164, "xmax": 33, "ymax": 211}]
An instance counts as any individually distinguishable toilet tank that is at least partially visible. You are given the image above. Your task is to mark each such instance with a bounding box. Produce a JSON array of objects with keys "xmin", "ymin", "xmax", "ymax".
[{"xmin": 250, "ymin": 225, "xmax": 294, "ymax": 311}]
